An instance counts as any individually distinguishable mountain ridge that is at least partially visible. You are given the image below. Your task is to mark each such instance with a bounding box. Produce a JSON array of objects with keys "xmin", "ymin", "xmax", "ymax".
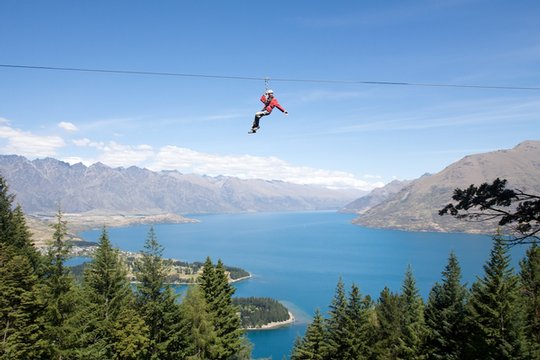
[
  {"xmin": 352, "ymin": 140, "xmax": 540, "ymax": 234},
  {"xmin": 341, "ymin": 179, "xmax": 412, "ymax": 214},
  {"xmin": 0, "ymin": 154, "xmax": 366, "ymax": 215}
]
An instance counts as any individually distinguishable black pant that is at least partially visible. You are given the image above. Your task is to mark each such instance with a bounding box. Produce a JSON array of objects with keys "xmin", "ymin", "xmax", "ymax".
[{"xmin": 252, "ymin": 110, "xmax": 270, "ymax": 128}]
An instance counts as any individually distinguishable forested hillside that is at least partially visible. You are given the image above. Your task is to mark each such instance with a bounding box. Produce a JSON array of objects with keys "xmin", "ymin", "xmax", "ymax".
[
  {"xmin": 292, "ymin": 243, "xmax": 540, "ymax": 359},
  {"xmin": 2, "ymin": 173, "xmax": 539, "ymax": 360},
  {"xmin": 0, "ymin": 175, "xmax": 250, "ymax": 359}
]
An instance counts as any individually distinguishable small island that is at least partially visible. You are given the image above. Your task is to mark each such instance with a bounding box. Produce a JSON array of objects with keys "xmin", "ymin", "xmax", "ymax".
[{"xmin": 233, "ymin": 297, "xmax": 295, "ymax": 330}]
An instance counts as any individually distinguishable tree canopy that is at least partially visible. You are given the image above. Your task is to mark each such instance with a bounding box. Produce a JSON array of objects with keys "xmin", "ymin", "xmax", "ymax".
[{"xmin": 440, "ymin": 178, "xmax": 540, "ymax": 244}]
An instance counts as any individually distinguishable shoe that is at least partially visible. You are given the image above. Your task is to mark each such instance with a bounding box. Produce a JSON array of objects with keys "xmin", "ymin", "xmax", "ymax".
[
  {"xmin": 254, "ymin": 126, "xmax": 260, "ymax": 130},
  {"xmin": 248, "ymin": 129, "xmax": 257, "ymax": 134}
]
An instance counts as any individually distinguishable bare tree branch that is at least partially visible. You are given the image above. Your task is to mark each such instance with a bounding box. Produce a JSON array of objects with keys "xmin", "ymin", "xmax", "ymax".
[{"xmin": 440, "ymin": 178, "xmax": 540, "ymax": 246}]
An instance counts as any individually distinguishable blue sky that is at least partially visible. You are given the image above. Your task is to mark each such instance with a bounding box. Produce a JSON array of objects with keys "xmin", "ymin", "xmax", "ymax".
[{"xmin": 1, "ymin": 0, "xmax": 539, "ymax": 190}]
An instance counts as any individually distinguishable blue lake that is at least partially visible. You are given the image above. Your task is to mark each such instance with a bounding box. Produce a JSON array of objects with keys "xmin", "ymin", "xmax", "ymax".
[{"xmin": 79, "ymin": 211, "xmax": 527, "ymax": 360}]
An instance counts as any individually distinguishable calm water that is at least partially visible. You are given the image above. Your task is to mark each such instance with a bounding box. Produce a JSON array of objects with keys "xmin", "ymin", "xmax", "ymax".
[{"xmin": 79, "ymin": 211, "xmax": 527, "ymax": 360}]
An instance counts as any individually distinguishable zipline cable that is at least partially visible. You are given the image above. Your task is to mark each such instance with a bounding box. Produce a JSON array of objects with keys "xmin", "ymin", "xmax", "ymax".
[{"xmin": 1, "ymin": 63, "xmax": 540, "ymax": 92}]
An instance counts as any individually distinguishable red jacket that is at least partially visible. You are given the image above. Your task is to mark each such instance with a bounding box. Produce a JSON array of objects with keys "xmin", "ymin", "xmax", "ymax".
[{"xmin": 260, "ymin": 95, "xmax": 286, "ymax": 113}]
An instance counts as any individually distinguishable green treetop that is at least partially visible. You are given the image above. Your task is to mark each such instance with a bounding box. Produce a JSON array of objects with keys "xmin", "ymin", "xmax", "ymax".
[
  {"xmin": 134, "ymin": 226, "xmax": 183, "ymax": 360},
  {"xmin": 324, "ymin": 277, "xmax": 347, "ymax": 358},
  {"xmin": 198, "ymin": 257, "xmax": 248, "ymax": 360},
  {"xmin": 291, "ymin": 309, "xmax": 326, "ymax": 360},
  {"xmin": 465, "ymin": 235, "xmax": 526, "ymax": 359},
  {"xmin": 424, "ymin": 251, "xmax": 468, "ymax": 360},
  {"xmin": 519, "ymin": 242, "xmax": 540, "ymax": 358}
]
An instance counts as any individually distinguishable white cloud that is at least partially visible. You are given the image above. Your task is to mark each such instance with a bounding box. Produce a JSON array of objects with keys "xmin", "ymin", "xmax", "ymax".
[
  {"xmin": 96, "ymin": 141, "xmax": 155, "ymax": 168},
  {"xmin": 73, "ymin": 138, "xmax": 105, "ymax": 149},
  {"xmin": 61, "ymin": 156, "xmax": 93, "ymax": 166},
  {"xmin": 0, "ymin": 119, "xmax": 382, "ymax": 190},
  {"xmin": 70, "ymin": 141, "xmax": 381, "ymax": 190},
  {"xmin": 150, "ymin": 145, "xmax": 380, "ymax": 190},
  {"xmin": 363, "ymin": 174, "xmax": 382, "ymax": 179},
  {"xmin": 58, "ymin": 121, "xmax": 78, "ymax": 131},
  {"xmin": 0, "ymin": 125, "xmax": 65, "ymax": 158}
]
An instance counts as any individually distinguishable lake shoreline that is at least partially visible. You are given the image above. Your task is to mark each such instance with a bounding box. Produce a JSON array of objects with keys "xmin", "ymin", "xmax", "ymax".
[
  {"xmin": 246, "ymin": 311, "xmax": 295, "ymax": 331},
  {"xmin": 77, "ymin": 211, "xmax": 515, "ymax": 360},
  {"xmin": 230, "ymin": 274, "xmax": 252, "ymax": 283}
]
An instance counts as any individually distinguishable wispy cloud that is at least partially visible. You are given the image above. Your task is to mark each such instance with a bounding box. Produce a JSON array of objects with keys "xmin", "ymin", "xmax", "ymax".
[
  {"xmin": 61, "ymin": 156, "xmax": 90, "ymax": 165},
  {"xmin": 151, "ymin": 146, "xmax": 381, "ymax": 190},
  {"xmin": 73, "ymin": 138, "xmax": 105, "ymax": 148},
  {"xmin": 0, "ymin": 125, "xmax": 65, "ymax": 158},
  {"xmin": 65, "ymin": 139, "xmax": 383, "ymax": 190},
  {"xmin": 73, "ymin": 117, "xmax": 140, "ymax": 134},
  {"xmin": 0, "ymin": 119, "xmax": 382, "ymax": 190},
  {"xmin": 96, "ymin": 142, "xmax": 155, "ymax": 168},
  {"xmin": 333, "ymin": 97, "xmax": 540, "ymax": 133},
  {"xmin": 58, "ymin": 121, "xmax": 78, "ymax": 132}
]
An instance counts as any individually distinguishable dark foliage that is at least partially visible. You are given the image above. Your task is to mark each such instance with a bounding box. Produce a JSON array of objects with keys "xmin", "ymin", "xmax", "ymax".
[
  {"xmin": 440, "ymin": 178, "xmax": 540, "ymax": 244},
  {"xmin": 233, "ymin": 297, "xmax": 289, "ymax": 328}
]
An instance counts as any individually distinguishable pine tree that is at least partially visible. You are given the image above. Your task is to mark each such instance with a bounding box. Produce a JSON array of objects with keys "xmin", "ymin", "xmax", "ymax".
[
  {"xmin": 40, "ymin": 209, "xmax": 77, "ymax": 359},
  {"xmin": 399, "ymin": 265, "xmax": 427, "ymax": 359},
  {"xmin": 0, "ymin": 251, "xmax": 47, "ymax": 359},
  {"xmin": 0, "ymin": 176, "xmax": 46, "ymax": 359},
  {"xmin": 10, "ymin": 205, "xmax": 41, "ymax": 269},
  {"xmin": 373, "ymin": 286, "xmax": 402, "ymax": 359},
  {"xmin": 179, "ymin": 285, "xmax": 219, "ymax": 360},
  {"xmin": 63, "ymin": 285, "xmax": 106, "ymax": 360},
  {"xmin": 134, "ymin": 227, "xmax": 183, "ymax": 360},
  {"xmin": 199, "ymin": 256, "xmax": 217, "ymax": 299},
  {"xmin": 154, "ymin": 287, "xmax": 187, "ymax": 360},
  {"xmin": 85, "ymin": 228, "xmax": 132, "ymax": 318},
  {"xmin": 111, "ymin": 307, "xmax": 151, "ymax": 360},
  {"xmin": 519, "ymin": 242, "xmax": 540, "ymax": 358},
  {"xmin": 212, "ymin": 259, "xmax": 247, "ymax": 359},
  {"xmin": 0, "ymin": 177, "xmax": 39, "ymax": 267},
  {"xmin": 324, "ymin": 277, "xmax": 348, "ymax": 358},
  {"xmin": 342, "ymin": 283, "xmax": 372, "ymax": 360},
  {"xmin": 198, "ymin": 257, "xmax": 249, "ymax": 359},
  {"xmin": 0, "ymin": 175, "xmax": 15, "ymax": 246},
  {"xmin": 465, "ymin": 235, "xmax": 526, "ymax": 359},
  {"xmin": 424, "ymin": 251, "xmax": 468, "ymax": 360},
  {"xmin": 290, "ymin": 309, "xmax": 326, "ymax": 360},
  {"xmin": 70, "ymin": 228, "xmax": 135, "ymax": 359}
]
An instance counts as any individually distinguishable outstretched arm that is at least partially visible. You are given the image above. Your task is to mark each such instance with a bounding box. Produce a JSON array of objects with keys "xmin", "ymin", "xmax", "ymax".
[{"xmin": 275, "ymin": 102, "xmax": 288, "ymax": 114}]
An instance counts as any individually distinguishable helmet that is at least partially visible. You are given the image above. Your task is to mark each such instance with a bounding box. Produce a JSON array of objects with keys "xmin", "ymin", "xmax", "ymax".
[{"xmin": 265, "ymin": 89, "xmax": 274, "ymax": 95}]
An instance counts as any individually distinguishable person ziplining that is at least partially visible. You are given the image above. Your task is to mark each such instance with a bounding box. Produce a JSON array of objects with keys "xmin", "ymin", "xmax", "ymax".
[
  {"xmin": 2, "ymin": 64, "xmax": 538, "ymax": 135},
  {"xmin": 249, "ymin": 88, "xmax": 288, "ymax": 134}
]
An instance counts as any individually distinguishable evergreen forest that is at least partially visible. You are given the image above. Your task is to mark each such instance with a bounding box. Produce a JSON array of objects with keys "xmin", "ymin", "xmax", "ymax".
[
  {"xmin": 1, "ymin": 172, "xmax": 539, "ymax": 360},
  {"xmin": 0, "ymin": 176, "xmax": 250, "ymax": 359},
  {"xmin": 291, "ymin": 240, "xmax": 540, "ymax": 359}
]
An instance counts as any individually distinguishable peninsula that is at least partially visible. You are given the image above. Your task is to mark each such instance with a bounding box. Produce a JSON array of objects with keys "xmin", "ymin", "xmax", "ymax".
[{"xmin": 233, "ymin": 297, "xmax": 294, "ymax": 330}]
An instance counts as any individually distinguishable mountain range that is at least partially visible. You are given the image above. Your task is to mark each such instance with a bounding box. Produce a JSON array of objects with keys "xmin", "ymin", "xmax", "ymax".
[
  {"xmin": 349, "ymin": 140, "xmax": 540, "ymax": 234},
  {"xmin": 2, "ymin": 140, "xmax": 538, "ymax": 239},
  {"xmin": 0, "ymin": 155, "xmax": 365, "ymax": 215}
]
